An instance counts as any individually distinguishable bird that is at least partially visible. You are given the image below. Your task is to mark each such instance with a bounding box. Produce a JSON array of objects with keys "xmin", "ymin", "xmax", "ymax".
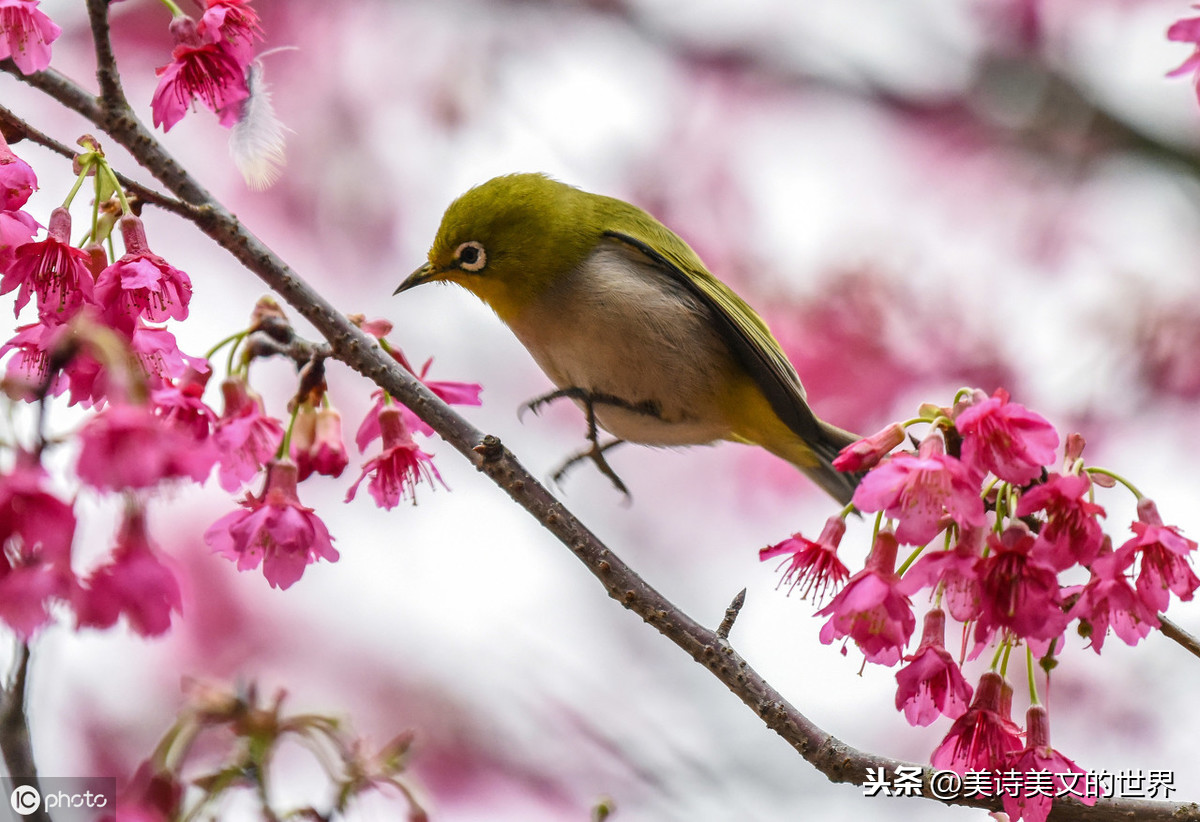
[{"xmin": 394, "ymin": 172, "xmax": 861, "ymax": 503}]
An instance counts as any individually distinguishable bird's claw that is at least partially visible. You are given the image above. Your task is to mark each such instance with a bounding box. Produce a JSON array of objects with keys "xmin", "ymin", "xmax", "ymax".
[{"xmin": 551, "ymin": 438, "xmax": 629, "ymax": 497}]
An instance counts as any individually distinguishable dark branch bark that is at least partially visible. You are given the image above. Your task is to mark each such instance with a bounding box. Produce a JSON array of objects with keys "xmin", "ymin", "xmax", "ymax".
[
  {"xmin": 0, "ymin": 645, "xmax": 51, "ymax": 822},
  {"xmin": 1, "ymin": 10, "xmax": 1197, "ymax": 820}
]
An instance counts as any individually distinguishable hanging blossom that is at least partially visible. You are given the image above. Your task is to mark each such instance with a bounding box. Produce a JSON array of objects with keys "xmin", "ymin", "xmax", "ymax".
[
  {"xmin": 346, "ymin": 407, "xmax": 445, "ymax": 510},
  {"xmin": 150, "ymin": 0, "xmax": 265, "ymax": 132},
  {"xmin": 1002, "ymin": 705, "xmax": 1097, "ymax": 822},
  {"xmin": 205, "ymin": 458, "xmax": 338, "ymax": 590},
  {"xmin": 95, "ymin": 214, "xmax": 193, "ymax": 326},
  {"xmin": 2, "ymin": 206, "xmax": 94, "ymax": 321},
  {"xmin": 75, "ymin": 505, "xmax": 182, "ymax": 638},
  {"xmin": 894, "ymin": 608, "xmax": 972, "ymax": 727},
  {"xmin": 759, "ymin": 514, "xmax": 849, "ymax": 606},
  {"xmin": 0, "ymin": 0, "xmax": 61, "ymax": 75}
]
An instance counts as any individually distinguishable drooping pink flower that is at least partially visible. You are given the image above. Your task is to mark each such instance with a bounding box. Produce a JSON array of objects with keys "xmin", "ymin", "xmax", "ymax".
[
  {"xmin": 94, "ymin": 215, "xmax": 193, "ymax": 324},
  {"xmin": 894, "ymin": 609, "xmax": 973, "ymax": 726},
  {"xmin": 972, "ymin": 525, "xmax": 1068, "ymax": 655},
  {"xmin": 293, "ymin": 405, "xmax": 349, "ymax": 481},
  {"xmin": 851, "ymin": 434, "xmax": 986, "ymax": 546},
  {"xmin": 1124, "ymin": 498, "xmax": 1200, "ymax": 613},
  {"xmin": 198, "ymin": 0, "xmax": 262, "ymax": 66},
  {"xmin": 896, "ymin": 528, "xmax": 984, "ymax": 622},
  {"xmin": 211, "ymin": 376, "xmax": 284, "ymax": 492},
  {"xmin": 355, "ymin": 353, "xmax": 482, "ymax": 448},
  {"xmin": 150, "ymin": 367, "xmax": 216, "ymax": 442},
  {"xmin": 1002, "ymin": 705, "xmax": 1096, "ymax": 822},
  {"xmin": 150, "ymin": 16, "xmax": 249, "ymax": 131},
  {"xmin": 0, "ymin": 0, "xmax": 61, "ymax": 75},
  {"xmin": 0, "ymin": 131, "xmax": 37, "ymax": 209},
  {"xmin": 953, "ymin": 388, "xmax": 1058, "ymax": 484},
  {"xmin": 816, "ymin": 531, "xmax": 915, "ymax": 665},
  {"xmin": 0, "ymin": 206, "xmax": 38, "ymax": 271},
  {"xmin": 831, "ymin": 421, "xmax": 905, "ymax": 472},
  {"xmin": 1067, "ymin": 543, "xmax": 1158, "ymax": 654},
  {"xmin": 76, "ymin": 506, "xmax": 182, "ymax": 637},
  {"xmin": 204, "ymin": 459, "xmax": 338, "ymax": 589},
  {"xmin": 129, "ymin": 321, "xmax": 208, "ymax": 388},
  {"xmin": 0, "ymin": 456, "xmax": 76, "ymax": 638},
  {"xmin": 760, "ymin": 515, "xmax": 849, "ymax": 606},
  {"xmin": 346, "ymin": 407, "xmax": 445, "ymax": 510},
  {"xmin": 1016, "ymin": 472, "xmax": 1105, "ymax": 570},
  {"xmin": 931, "ymin": 671, "xmax": 1023, "ymax": 774},
  {"xmin": 2, "ymin": 207, "xmax": 95, "ymax": 320},
  {"xmin": 0, "ymin": 317, "xmax": 103, "ymax": 405},
  {"xmin": 75, "ymin": 403, "xmax": 214, "ymax": 490}
]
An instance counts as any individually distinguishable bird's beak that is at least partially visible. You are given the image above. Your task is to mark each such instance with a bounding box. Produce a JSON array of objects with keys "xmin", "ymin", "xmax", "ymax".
[{"xmin": 394, "ymin": 262, "xmax": 439, "ymax": 295}]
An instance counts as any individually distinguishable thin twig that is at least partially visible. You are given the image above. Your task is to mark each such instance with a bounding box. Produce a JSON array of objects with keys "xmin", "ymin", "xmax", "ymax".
[
  {"xmin": 1159, "ymin": 614, "xmax": 1200, "ymax": 662},
  {"xmin": 3, "ymin": 13, "xmax": 1198, "ymax": 822}
]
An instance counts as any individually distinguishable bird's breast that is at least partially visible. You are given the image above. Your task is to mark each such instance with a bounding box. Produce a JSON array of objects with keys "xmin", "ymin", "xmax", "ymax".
[{"xmin": 505, "ymin": 243, "xmax": 743, "ymax": 446}]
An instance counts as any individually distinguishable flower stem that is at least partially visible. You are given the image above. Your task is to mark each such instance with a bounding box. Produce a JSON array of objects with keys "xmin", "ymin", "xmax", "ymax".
[
  {"xmin": 1026, "ymin": 645, "xmax": 1040, "ymax": 705},
  {"xmin": 1085, "ymin": 466, "xmax": 1143, "ymax": 500}
]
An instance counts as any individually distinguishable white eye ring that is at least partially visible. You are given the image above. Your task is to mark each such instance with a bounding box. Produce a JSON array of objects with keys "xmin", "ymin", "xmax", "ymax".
[{"xmin": 455, "ymin": 241, "xmax": 486, "ymax": 272}]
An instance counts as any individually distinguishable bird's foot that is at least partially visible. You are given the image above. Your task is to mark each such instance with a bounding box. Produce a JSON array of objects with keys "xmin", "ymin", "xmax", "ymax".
[
  {"xmin": 519, "ymin": 387, "xmax": 663, "ymax": 497},
  {"xmin": 552, "ymin": 437, "xmax": 629, "ymax": 496}
]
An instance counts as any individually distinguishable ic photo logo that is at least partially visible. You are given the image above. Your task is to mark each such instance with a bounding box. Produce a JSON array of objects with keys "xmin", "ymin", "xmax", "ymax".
[{"xmin": 9, "ymin": 785, "xmax": 39, "ymax": 816}]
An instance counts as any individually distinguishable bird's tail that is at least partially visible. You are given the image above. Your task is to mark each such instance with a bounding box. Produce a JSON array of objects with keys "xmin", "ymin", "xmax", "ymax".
[{"xmin": 800, "ymin": 419, "xmax": 863, "ymax": 505}]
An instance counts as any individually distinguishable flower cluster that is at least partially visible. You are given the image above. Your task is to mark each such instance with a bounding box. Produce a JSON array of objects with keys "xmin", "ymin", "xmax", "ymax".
[
  {"xmin": 763, "ymin": 388, "xmax": 1198, "ymax": 822},
  {"xmin": 0, "ymin": 133, "xmax": 479, "ymax": 616},
  {"xmin": 151, "ymin": 0, "xmax": 264, "ymax": 132}
]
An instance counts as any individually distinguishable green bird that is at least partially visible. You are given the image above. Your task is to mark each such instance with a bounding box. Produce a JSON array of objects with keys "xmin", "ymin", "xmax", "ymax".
[{"xmin": 395, "ymin": 173, "xmax": 861, "ymax": 503}]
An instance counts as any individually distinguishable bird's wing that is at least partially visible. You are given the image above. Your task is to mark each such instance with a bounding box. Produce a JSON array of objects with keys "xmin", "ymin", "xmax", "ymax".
[{"xmin": 601, "ymin": 228, "xmax": 832, "ymax": 457}]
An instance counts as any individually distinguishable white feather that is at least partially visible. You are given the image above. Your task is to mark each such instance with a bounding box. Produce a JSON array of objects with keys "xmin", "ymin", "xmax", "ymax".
[{"xmin": 230, "ymin": 60, "xmax": 288, "ymax": 190}]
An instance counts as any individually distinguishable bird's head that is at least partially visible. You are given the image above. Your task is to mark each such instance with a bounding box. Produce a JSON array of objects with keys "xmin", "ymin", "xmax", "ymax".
[{"xmin": 396, "ymin": 173, "xmax": 598, "ymax": 322}]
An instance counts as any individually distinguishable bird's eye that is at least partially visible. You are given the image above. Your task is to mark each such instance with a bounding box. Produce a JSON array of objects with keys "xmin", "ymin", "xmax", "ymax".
[{"xmin": 455, "ymin": 241, "xmax": 486, "ymax": 272}]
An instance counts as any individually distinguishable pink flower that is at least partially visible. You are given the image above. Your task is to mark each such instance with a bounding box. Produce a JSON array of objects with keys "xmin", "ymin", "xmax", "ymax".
[
  {"xmin": 352, "ymin": 348, "xmax": 480, "ymax": 446},
  {"xmin": 1016, "ymin": 472, "xmax": 1105, "ymax": 570},
  {"xmin": 2, "ymin": 207, "xmax": 95, "ymax": 320},
  {"xmin": 0, "ymin": 457, "xmax": 76, "ymax": 638},
  {"xmin": 76, "ymin": 507, "xmax": 182, "ymax": 637},
  {"xmin": 130, "ymin": 321, "xmax": 208, "ymax": 386},
  {"xmin": 1124, "ymin": 498, "xmax": 1200, "ymax": 613},
  {"xmin": 931, "ymin": 671, "xmax": 1023, "ymax": 774},
  {"xmin": 894, "ymin": 609, "xmax": 973, "ymax": 726},
  {"xmin": 831, "ymin": 422, "xmax": 905, "ymax": 472},
  {"xmin": 760, "ymin": 515, "xmax": 849, "ymax": 606},
  {"xmin": 150, "ymin": 367, "xmax": 216, "ymax": 442},
  {"xmin": 212, "ymin": 376, "xmax": 284, "ymax": 491},
  {"xmin": 0, "ymin": 206, "xmax": 38, "ymax": 271},
  {"xmin": 0, "ymin": 0, "xmax": 61, "ymax": 74},
  {"xmin": 1002, "ymin": 705, "xmax": 1096, "ymax": 822},
  {"xmin": 851, "ymin": 434, "xmax": 985, "ymax": 545},
  {"xmin": 292, "ymin": 405, "xmax": 349, "ymax": 481},
  {"xmin": 204, "ymin": 459, "xmax": 339, "ymax": 589},
  {"xmin": 94, "ymin": 215, "xmax": 193, "ymax": 324},
  {"xmin": 1168, "ymin": 8, "xmax": 1200, "ymax": 101},
  {"xmin": 896, "ymin": 529, "xmax": 984, "ymax": 622},
  {"xmin": 198, "ymin": 0, "xmax": 262, "ymax": 66},
  {"xmin": 0, "ymin": 131, "xmax": 37, "ymax": 209},
  {"xmin": 816, "ymin": 531, "xmax": 915, "ymax": 665},
  {"xmin": 346, "ymin": 407, "xmax": 445, "ymax": 510},
  {"xmin": 76, "ymin": 403, "xmax": 214, "ymax": 490},
  {"xmin": 1067, "ymin": 543, "xmax": 1158, "ymax": 653},
  {"xmin": 150, "ymin": 16, "xmax": 249, "ymax": 131},
  {"xmin": 972, "ymin": 525, "xmax": 1068, "ymax": 655},
  {"xmin": 953, "ymin": 388, "xmax": 1058, "ymax": 484}
]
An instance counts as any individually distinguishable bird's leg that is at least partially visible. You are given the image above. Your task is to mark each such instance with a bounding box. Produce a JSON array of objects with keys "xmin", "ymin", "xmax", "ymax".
[{"xmin": 519, "ymin": 387, "xmax": 662, "ymax": 496}]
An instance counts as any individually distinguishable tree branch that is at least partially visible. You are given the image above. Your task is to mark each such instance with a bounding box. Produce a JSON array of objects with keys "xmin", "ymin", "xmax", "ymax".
[
  {"xmin": 0, "ymin": 644, "xmax": 51, "ymax": 822},
  {"xmin": 2, "ymin": 21, "xmax": 1197, "ymax": 822}
]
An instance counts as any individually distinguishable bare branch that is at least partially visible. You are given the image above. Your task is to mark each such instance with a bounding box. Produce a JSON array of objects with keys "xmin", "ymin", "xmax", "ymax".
[{"xmin": 1159, "ymin": 614, "xmax": 1200, "ymax": 662}]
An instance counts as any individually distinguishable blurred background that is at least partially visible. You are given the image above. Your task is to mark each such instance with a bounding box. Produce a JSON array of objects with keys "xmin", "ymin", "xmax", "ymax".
[{"xmin": 4, "ymin": 0, "xmax": 1200, "ymax": 818}]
